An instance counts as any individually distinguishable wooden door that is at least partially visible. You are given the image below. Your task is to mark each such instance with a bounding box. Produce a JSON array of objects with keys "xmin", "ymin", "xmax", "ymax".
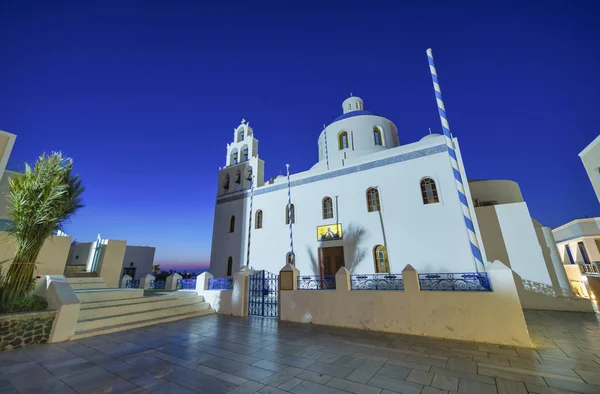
[{"xmin": 319, "ymin": 246, "xmax": 345, "ymax": 276}]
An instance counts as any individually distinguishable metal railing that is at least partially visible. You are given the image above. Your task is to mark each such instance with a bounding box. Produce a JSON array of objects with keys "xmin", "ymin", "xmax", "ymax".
[
  {"xmin": 418, "ymin": 272, "xmax": 492, "ymax": 292},
  {"xmin": 350, "ymin": 274, "xmax": 404, "ymax": 290},
  {"xmin": 126, "ymin": 279, "xmax": 140, "ymax": 289},
  {"xmin": 208, "ymin": 277, "xmax": 234, "ymax": 290},
  {"xmin": 177, "ymin": 278, "xmax": 197, "ymax": 290},
  {"xmin": 522, "ymin": 279, "xmax": 556, "ymax": 297},
  {"xmin": 580, "ymin": 264, "xmax": 599, "ymax": 275},
  {"xmin": 297, "ymin": 275, "xmax": 336, "ymax": 290},
  {"xmin": 149, "ymin": 280, "xmax": 166, "ymax": 290}
]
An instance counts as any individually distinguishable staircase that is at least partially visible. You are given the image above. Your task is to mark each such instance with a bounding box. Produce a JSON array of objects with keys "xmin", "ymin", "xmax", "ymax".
[
  {"xmin": 70, "ymin": 289, "xmax": 214, "ymax": 340},
  {"xmin": 67, "ymin": 277, "xmax": 107, "ymax": 290}
]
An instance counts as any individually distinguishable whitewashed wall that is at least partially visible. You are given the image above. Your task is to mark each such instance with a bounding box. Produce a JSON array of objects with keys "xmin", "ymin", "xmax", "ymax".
[
  {"xmin": 121, "ymin": 245, "xmax": 156, "ymax": 280},
  {"xmin": 280, "ymin": 262, "xmax": 531, "ymax": 347},
  {"xmin": 210, "ymin": 136, "xmax": 485, "ymax": 278}
]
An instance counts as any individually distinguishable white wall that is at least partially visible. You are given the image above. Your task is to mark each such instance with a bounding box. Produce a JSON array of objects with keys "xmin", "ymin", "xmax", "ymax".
[
  {"xmin": 210, "ymin": 137, "xmax": 483, "ymax": 278},
  {"xmin": 494, "ymin": 203, "xmax": 553, "ymax": 285},
  {"xmin": 469, "ymin": 180, "xmax": 524, "ymax": 205},
  {"xmin": 121, "ymin": 245, "xmax": 156, "ymax": 280},
  {"xmin": 579, "ymin": 135, "xmax": 600, "ymax": 203},
  {"xmin": 66, "ymin": 242, "xmax": 92, "ymax": 266},
  {"xmin": 280, "ymin": 263, "xmax": 532, "ymax": 347},
  {"xmin": 541, "ymin": 226, "xmax": 572, "ymax": 292}
]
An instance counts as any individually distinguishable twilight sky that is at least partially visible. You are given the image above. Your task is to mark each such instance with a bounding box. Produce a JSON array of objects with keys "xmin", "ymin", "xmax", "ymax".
[{"xmin": 0, "ymin": 0, "xmax": 598, "ymax": 271}]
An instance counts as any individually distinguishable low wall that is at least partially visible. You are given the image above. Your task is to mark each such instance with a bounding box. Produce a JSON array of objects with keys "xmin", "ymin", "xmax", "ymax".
[
  {"xmin": 196, "ymin": 271, "xmax": 249, "ymax": 316},
  {"xmin": 513, "ymin": 272, "xmax": 594, "ymax": 312},
  {"xmin": 0, "ymin": 310, "xmax": 56, "ymax": 351},
  {"xmin": 0, "ymin": 232, "xmax": 72, "ymax": 277},
  {"xmin": 280, "ymin": 262, "xmax": 532, "ymax": 347}
]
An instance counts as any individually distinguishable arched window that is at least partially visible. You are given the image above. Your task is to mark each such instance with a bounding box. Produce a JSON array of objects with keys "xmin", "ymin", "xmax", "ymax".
[
  {"xmin": 322, "ymin": 197, "xmax": 333, "ymax": 219},
  {"xmin": 286, "ymin": 252, "xmax": 295, "ymax": 265},
  {"xmin": 420, "ymin": 178, "xmax": 439, "ymax": 204},
  {"xmin": 232, "ymin": 150, "xmax": 239, "ymax": 164},
  {"xmin": 255, "ymin": 210, "xmax": 263, "ymax": 229},
  {"xmin": 238, "ymin": 129, "xmax": 244, "ymax": 142},
  {"xmin": 366, "ymin": 188, "xmax": 380, "ymax": 212},
  {"xmin": 374, "ymin": 245, "xmax": 389, "ymax": 273},
  {"xmin": 286, "ymin": 204, "xmax": 295, "ymax": 224},
  {"xmin": 242, "ymin": 146, "xmax": 249, "ymax": 161},
  {"xmin": 223, "ymin": 174, "xmax": 230, "ymax": 190},
  {"xmin": 373, "ymin": 127, "xmax": 383, "ymax": 146},
  {"xmin": 229, "ymin": 216, "xmax": 235, "ymax": 233},
  {"xmin": 338, "ymin": 132, "xmax": 349, "ymax": 150},
  {"xmin": 227, "ymin": 257, "xmax": 233, "ymax": 276}
]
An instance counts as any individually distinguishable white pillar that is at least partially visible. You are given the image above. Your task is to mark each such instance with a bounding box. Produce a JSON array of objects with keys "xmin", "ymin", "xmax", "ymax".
[
  {"xmin": 166, "ymin": 273, "xmax": 182, "ymax": 290},
  {"xmin": 196, "ymin": 272, "xmax": 213, "ymax": 291},
  {"xmin": 402, "ymin": 264, "xmax": 420, "ymax": 293},
  {"xmin": 232, "ymin": 269, "xmax": 251, "ymax": 316},
  {"xmin": 140, "ymin": 274, "xmax": 154, "ymax": 290},
  {"xmin": 121, "ymin": 275, "xmax": 132, "ymax": 288},
  {"xmin": 542, "ymin": 227, "xmax": 574, "ymax": 296}
]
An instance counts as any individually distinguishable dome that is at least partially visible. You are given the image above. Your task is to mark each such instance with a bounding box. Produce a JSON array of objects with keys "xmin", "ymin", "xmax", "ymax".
[
  {"xmin": 329, "ymin": 110, "xmax": 378, "ymax": 125},
  {"xmin": 420, "ymin": 133, "xmax": 443, "ymax": 141}
]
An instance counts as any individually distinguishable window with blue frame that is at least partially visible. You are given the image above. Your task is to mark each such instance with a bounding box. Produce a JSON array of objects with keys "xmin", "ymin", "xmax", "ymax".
[
  {"xmin": 373, "ymin": 127, "xmax": 383, "ymax": 146},
  {"xmin": 338, "ymin": 132, "xmax": 348, "ymax": 150},
  {"xmin": 565, "ymin": 245, "xmax": 575, "ymax": 264},
  {"xmin": 578, "ymin": 242, "xmax": 590, "ymax": 264}
]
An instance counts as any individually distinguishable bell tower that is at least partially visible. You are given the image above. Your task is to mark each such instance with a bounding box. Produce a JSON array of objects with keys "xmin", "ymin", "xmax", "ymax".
[{"xmin": 217, "ymin": 119, "xmax": 265, "ymax": 196}]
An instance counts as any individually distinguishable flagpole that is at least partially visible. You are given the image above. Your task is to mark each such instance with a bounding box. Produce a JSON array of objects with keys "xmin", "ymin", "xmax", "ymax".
[
  {"xmin": 246, "ymin": 176, "xmax": 255, "ymax": 268},
  {"xmin": 426, "ymin": 48, "xmax": 484, "ymax": 271},
  {"xmin": 286, "ymin": 164, "xmax": 295, "ymax": 264}
]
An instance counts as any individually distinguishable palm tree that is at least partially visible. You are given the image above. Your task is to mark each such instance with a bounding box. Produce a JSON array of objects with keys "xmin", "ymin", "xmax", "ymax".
[{"xmin": 1, "ymin": 153, "xmax": 84, "ymax": 302}]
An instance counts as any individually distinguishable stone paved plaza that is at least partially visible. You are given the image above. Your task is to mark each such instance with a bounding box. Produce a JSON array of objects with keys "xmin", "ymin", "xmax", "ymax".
[{"xmin": 1, "ymin": 311, "xmax": 600, "ymax": 393}]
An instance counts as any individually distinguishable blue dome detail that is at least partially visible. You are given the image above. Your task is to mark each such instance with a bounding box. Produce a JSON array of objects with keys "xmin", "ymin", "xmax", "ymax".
[{"xmin": 329, "ymin": 110, "xmax": 378, "ymax": 124}]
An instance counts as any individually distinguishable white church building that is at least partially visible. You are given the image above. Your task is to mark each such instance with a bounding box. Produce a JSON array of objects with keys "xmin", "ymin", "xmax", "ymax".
[{"xmin": 209, "ymin": 95, "xmax": 488, "ymax": 277}]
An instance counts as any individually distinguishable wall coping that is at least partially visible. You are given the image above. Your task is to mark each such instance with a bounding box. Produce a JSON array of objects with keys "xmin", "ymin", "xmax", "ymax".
[{"xmin": 0, "ymin": 310, "xmax": 57, "ymax": 322}]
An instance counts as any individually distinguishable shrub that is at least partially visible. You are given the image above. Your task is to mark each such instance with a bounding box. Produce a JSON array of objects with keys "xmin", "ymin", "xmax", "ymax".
[{"xmin": 0, "ymin": 294, "xmax": 48, "ymax": 314}]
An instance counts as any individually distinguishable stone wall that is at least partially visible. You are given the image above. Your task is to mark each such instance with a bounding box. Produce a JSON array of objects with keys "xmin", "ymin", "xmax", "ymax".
[{"xmin": 0, "ymin": 310, "xmax": 56, "ymax": 351}]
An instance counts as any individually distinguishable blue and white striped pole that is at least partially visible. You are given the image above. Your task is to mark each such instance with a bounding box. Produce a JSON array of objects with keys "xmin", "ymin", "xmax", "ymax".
[
  {"xmin": 426, "ymin": 48, "xmax": 484, "ymax": 270},
  {"xmin": 286, "ymin": 164, "xmax": 295, "ymax": 264},
  {"xmin": 323, "ymin": 124, "xmax": 330, "ymax": 171},
  {"xmin": 246, "ymin": 177, "xmax": 255, "ymax": 267}
]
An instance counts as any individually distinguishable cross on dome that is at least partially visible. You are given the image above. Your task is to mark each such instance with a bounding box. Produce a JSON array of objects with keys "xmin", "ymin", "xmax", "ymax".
[{"xmin": 241, "ymin": 118, "xmax": 246, "ymax": 124}]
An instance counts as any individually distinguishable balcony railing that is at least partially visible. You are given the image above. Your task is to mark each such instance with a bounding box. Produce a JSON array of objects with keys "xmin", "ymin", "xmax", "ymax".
[
  {"xmin": 149, "ymin": 280, "xmax": 166, "ymax": 290},
  {"xmin": 418, "ymin": 272, "xmax": 492, "ymax": 292},
  {"xmin": 208, "ymin": 277, "xmax": 234, "ymax": 290},
  {"xmin": 297, "ymin": 275, "xmax": 336, "ymax": 290},
  {"xmin": 580, "ymin": 264, "xmax": 599, "ymax": 275},
  {"xmin": 522, "ymin": 279, "xmax": 556, "ymax": 297},
  {"xmin": 126, "ymin": 279, "xmax": 140, "ymax": 289},
  {"xmin": 350, "ymin": 274, "xmax": 404, "ymax": 290},
  {"xmin": 177, "ymin": 278, "xmax": 197, "ymax": 290}
]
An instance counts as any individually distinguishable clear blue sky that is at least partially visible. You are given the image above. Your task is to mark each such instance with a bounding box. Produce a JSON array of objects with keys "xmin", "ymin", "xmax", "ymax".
[{"xmin": 1, "ymin": 0, "xmax": 598, "ymax": 271}]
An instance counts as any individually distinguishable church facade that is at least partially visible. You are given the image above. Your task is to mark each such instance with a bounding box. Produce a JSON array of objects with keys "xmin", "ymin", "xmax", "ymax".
[{"xmin": 209, "ymin": 96, "xmax": 487, "ymax": 277}]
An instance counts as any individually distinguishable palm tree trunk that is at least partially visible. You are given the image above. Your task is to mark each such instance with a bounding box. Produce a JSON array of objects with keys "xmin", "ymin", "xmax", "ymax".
[{"xmin": 1, "ymin": 245, "xmax": 43, "ymax": 302}]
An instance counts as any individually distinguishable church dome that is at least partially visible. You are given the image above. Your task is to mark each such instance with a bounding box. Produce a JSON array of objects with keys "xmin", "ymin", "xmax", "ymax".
[{"xmin": 420, "ymin": 133, "xmax": 443, "ymax": 141}]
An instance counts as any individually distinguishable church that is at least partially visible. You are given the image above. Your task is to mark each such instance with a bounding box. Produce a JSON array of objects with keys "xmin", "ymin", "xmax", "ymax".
[{"xmin": 209, "ymin": 95, "xmax": 489, "ymax": 278}]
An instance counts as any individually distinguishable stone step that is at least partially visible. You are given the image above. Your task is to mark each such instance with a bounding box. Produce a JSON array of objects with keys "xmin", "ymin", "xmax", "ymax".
[
  {"xmin": 74, "ymin": 288, "xmax": 145, "ymax": 303},
  {"xmin": 79, "ymin": 291, "xmax": 202, "ymax": 309},
  {"xmin": 78, "ymin": 294, "xmax": 205, "ymax": 319},
  {"xmin": 67, "ymin": 277, "xmax": 106, "ymax": 284},
  {"xmin": 67, "ymin": 277, "xmax": 107, "ymax": 290},
  {"xmin": 70, "ymin": 308, "xmax": 215, "ymax": 340},
  {"xmin": 75, "ymin": 299, "xmax": 212, "ymax": 332}
]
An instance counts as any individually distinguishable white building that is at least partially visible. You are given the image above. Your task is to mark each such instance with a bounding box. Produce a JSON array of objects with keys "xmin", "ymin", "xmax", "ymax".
[
  {"xmin": 209, "ymin": 96, "xmax": 488, "ymax": 277},
  {"xmin": 579, "ymin": 135, "xmax": 600, "ymax": 203},
  {"xmin": 554, "ymin": 217, "xmax": 600, "ymax": 298},
  {"xmin": 469, "ymin": 179, "xmax": 573, "ymax": 297}
]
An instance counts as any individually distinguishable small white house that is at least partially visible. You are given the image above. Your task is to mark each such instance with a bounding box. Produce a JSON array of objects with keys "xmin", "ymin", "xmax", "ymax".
[
  {"xmin": 579, "ymin": 135, "xmax": 600, "ymax": 203},
  {"xmin": 209, "ymin": 96, "xmax": 487, "ymax": 277}
]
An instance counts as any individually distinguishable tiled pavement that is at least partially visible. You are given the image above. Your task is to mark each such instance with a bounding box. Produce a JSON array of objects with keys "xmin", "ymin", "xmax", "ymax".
[{"xmin": 1, "ymin": 310, "xmax": 600, "ymax": 393}]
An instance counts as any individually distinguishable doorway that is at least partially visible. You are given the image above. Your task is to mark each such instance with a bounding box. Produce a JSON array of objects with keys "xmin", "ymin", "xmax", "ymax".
[{"xmin": 319, "ymin": 246, "xmax": 345, "ymax": 276}]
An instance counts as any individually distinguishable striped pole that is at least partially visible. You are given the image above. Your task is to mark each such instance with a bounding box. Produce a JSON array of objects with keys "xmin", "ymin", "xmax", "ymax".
[
  {"xmin": 246, "ymin": 177, "xmax": 255, "ymax": 267},
  {"xmin": 426, "ymin": 48, "xmax": 484, "ymax": 270},
  {"xmin": 323, "ymin": 124, "xmax": 330, "ymax": 170},
  {"xmin": 286, "ymin": 164, "xmax": 295, "ymax": 264}
]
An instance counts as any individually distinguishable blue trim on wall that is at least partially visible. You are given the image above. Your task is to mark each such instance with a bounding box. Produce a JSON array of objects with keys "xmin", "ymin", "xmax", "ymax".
[
  {"xmin": 330, "ymin": 110, "xmax": 378, "ymax": 124},
  {"xmin": 217, "ymin": 144, "xmax": 447, "ymax": 205}
]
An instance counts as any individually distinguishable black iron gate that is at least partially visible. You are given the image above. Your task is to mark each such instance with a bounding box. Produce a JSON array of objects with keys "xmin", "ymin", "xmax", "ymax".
[{"xmin": 248, "ymin": 270, "xmax": 278, "ymax": 317}]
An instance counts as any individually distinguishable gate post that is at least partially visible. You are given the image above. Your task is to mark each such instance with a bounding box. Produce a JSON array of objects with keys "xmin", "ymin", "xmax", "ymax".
[
  {"xmin": 233, "ymin": 267, "xmax": 252, "ymax": 317},
  {"xmin": 279, "ymin": 264, "xmax": 299, "ymax": 318}
]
